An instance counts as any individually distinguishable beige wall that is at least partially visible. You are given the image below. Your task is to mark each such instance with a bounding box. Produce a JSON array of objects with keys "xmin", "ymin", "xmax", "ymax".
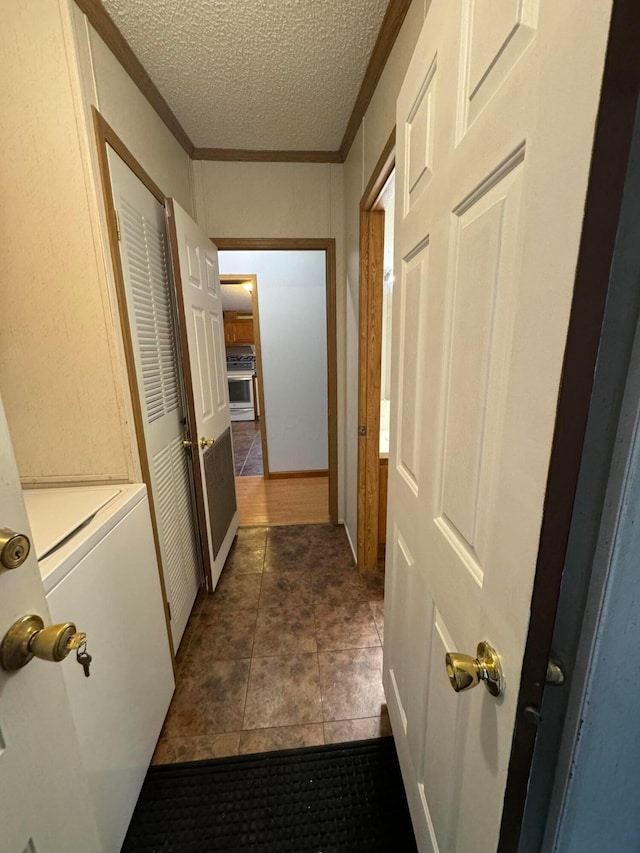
[
  {"xmin": 342, "ymin": 0, "xmax": 426, "ymax": 547},
  {"xmin": 71, "ymin": 6, "xmax": 193, "ymax": 215},
  {"xmin": 192, "ymin": 160, "xmax": 347, "ymax": 519},
  {"xmin": 0, "ymin": 0, "xmax": 136, "ymax": 484}
]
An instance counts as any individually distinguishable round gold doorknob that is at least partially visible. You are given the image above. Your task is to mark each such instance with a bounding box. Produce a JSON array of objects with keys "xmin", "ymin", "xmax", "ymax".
[
  {"xmin": 1, "ymin": 615, "xmax": 86, "ymax": 670},
  {"xmin": 445, "ymin": 641, "xmax": 504, "ymax": 697},
  {"xmin": 199, "ymin": 437, "xmax": 214, "ymax": 449}
]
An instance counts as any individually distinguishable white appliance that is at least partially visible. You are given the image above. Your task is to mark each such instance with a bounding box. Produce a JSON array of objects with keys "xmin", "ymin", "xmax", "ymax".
[
  {"xmin": 23, "ymin": 485, "xmax": 175, "ymax": 853},
  {"xmin": 228, "ymin": 371, "xmax": 256, "ymax": 421}
]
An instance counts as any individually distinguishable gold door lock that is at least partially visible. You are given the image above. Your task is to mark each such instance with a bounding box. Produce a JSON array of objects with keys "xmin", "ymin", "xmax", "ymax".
[
  {"xmin": 445, "ymin": 641, "xmax": 505, "ymax": 697},
  {"xmin": 0, "ymin": 526, "xmax": 31, "ymax": 569},
  {"xmin": 0, "ymin": 615, "xmax": 86, "ymax": 671}
]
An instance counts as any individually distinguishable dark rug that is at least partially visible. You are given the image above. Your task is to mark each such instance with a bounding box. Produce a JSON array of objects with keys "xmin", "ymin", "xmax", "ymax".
[{"xmin": 122, "ymin": 737, "xmax": 417, "ymax": 852}]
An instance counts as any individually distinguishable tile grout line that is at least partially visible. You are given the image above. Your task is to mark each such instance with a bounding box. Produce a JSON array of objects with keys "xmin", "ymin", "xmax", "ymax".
[
  {"xmin": 309, "ymin": 566, "xmax": 328, "ymax": 744},
  {"xmin": 239, "ymin": 526, "xmax": 268, "ymax": 737}
]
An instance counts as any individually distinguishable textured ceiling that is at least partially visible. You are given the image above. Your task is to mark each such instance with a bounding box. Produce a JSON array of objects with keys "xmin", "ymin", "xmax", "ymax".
[{"xmin": 100, "ymin": 0, "xmax": 389, "ymax": 151}]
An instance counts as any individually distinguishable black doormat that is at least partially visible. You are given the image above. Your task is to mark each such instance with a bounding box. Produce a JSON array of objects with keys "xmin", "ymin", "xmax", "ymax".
[{"xmin": 122, "ymin": 737, "xmax": 417, "ymax": 852}]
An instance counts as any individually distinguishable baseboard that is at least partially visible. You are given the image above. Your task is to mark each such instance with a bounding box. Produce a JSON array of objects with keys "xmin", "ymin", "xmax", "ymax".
[
  {"xmin": 268, "ymin": 470, "xmax": 328, "ymax": 480},
  {"xmin": 343, "ymin": 521, "xmax": 357, "ymax": 565}
]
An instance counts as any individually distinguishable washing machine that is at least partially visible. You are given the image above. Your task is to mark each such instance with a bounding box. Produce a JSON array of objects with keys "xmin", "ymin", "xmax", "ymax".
[{"xmin": 23, "ymin": 484, "xmax": 174, "ymax": 853}]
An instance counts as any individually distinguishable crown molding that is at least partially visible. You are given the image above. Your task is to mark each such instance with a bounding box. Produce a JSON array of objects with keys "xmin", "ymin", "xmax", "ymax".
[
  {"xmin": 339, "ymin": 0, "xmax": 414, "ymax": 161},
  {"xmin": 192, "ymin": 147, "xmax": 342, "ymax": 163},
  {"xmin": 73, "ymin": 0, "xmax": 194, "ymax": 156},
  {"xmin": 73, "ymin": 0, "xmax": 410, "ymax": 165}
]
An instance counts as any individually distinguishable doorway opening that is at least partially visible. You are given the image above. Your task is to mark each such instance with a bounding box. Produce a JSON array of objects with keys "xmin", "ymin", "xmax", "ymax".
[
  {"xmin": 220, "ymin": 274, "xmax": 268, "ymax": 479},
  {"xmin": 215, "ymin": 240, "xmax": 339, "ymax": 527},
  {"xmin": 357, "ymin": 132, "xmax": 396, "ymax": 572}
]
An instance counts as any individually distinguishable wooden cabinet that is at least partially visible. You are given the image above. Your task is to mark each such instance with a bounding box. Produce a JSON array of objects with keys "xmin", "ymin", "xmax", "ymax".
[{"xmin": 224, "ymin": 312, "xmax": 254, "ymax": 344}]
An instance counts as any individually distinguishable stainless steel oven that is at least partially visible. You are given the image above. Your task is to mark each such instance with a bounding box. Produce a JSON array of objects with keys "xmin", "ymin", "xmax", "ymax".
[{"xmin": 227, "ymin": 372, "xmax": 255, "ymax": 421}]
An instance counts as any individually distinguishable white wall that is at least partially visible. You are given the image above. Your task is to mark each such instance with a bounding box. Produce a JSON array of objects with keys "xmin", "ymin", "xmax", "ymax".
[
  {"xmin": 342, "ymin": 0, "xmax": 426, "ymax": 547},
  {"xmin": 219, "ymin": 251, "xmax": 328, "ymax": 474}
]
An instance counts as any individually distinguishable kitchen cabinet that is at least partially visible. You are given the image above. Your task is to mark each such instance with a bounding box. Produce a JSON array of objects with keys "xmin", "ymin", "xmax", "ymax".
[{"xmin": 224, "ymin": 312, "xmax": 255, "ymax": 344}]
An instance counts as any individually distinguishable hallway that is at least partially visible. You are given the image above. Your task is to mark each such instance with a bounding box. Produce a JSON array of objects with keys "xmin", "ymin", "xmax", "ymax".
[{"xmin": 152, "ymin": 524, "xmax": 387, "ymax": 763}]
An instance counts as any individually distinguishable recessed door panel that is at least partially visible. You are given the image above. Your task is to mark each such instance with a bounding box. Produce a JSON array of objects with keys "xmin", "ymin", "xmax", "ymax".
[
  {"xmin": 421, "ymin": 610, "xmax": 470, "ymax": 852},
  {"xmin": 405, "ymin": 58, "xmax": 437, "ymax": 213},
  {"xmin": 437, "ymin": 153, "xmax": 524, "ymax": 586},
  {"xmin": 192, "ymin": 307, "xmax": 214, "ymax": 419},
  {"xmin": 187, "ymin": 240, "xmax": 201, "ymax": 288},
  {"xmin": 397, "ymin": 241, "xmax": 429, "ymax": 494},
  {"xmin": 458, "ymin": 0, "xmax": 539, "ymax": 136},
  {"xmin": 210, "ymin": 312, "xmax": 227, "ymax": 412}
]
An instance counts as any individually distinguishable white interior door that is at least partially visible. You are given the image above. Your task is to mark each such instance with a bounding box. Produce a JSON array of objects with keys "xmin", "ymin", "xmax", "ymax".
[
  {"xmin": 385, "ymin": 2, "xmax": 613, "ymax": 851},
  {"xmin": 0, "ymin": 396, "xmax": 101, "ymax": 852},
  {"xmin": 107, "ymin": 149, "xmax": 201, "ymax": 651},
  {"xmin": 167, "ymin": 200, "xmax": 238, "ymax": 591}
]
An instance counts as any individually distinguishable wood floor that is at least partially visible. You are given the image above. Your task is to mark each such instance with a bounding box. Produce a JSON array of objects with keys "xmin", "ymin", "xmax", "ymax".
[{"xmin": 235, "ymin": 475, "xmax": 329, "ymax": 526}]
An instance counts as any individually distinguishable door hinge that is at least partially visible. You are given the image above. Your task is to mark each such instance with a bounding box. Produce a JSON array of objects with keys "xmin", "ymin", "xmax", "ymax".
[
  {"xmin": 166, "ymin": 601, "xmax": 172, "ymax": 620},
  {"xmin": 358, "ymin": 425, "xmax": 367, "ymax": 437},
  {"xmin": 114, "ymin": 209, "xmax": 121, "ymax": 242}
]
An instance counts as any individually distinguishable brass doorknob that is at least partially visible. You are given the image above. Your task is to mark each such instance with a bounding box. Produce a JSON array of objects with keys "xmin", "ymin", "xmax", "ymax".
[
  {"xmin": 0, "ymin": 615, "xmax": 86, "ymax": 671},
  {"xmin": 445, "ymin": 641, "xmax": 504, "ymax": 697},
  {"xmin": 199, "ymin": 437, "xmax": 214, "ymax": 449}
]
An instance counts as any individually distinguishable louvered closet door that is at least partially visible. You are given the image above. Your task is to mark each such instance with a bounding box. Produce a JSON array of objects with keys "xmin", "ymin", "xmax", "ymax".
[{"xmin": 107, "ymin": 149, "xmax": 201, "ymax": 651}]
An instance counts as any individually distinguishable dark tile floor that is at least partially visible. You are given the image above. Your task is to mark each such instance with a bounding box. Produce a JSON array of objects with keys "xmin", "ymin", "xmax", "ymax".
[
  {"xmin": 231, "ymin": 420, "xmax": 263, "ymax": 476},
  {"xmin": 152, "ymin": 524, "xmax": 388, "ymax": 763}
]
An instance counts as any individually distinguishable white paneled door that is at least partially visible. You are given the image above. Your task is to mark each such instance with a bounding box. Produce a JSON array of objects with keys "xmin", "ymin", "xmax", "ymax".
[
  {"xmin": 385, "ymin": 2, "xmax": 613, "ymax": 851},
  {"xmin": 166, "ymin": 200, "xmax": 238, "ymax": 591},
  {"xmin": 107, "ymin": 149, "xmax": 201, "ymax": 651},
  {"xmin": 0, "ymin": 395, "xmax": 101, "ymax": 852}
]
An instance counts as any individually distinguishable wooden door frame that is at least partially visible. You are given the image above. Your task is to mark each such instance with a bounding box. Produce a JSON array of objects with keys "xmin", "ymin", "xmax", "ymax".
[
  {"xmin": 220, "ymin": 273, "xmax": 271, "ymax": 477},
  {"xmin": 357, "ymin": 130, "xmax": 396, "ymax": 572},
  {"xmin": 212, "ymin": 238, "xmax": 338, "ymax": 525}
]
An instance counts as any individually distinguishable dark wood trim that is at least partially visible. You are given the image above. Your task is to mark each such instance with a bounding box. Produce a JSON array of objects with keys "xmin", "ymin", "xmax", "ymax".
[
  {"xmin": 220, "ymin": 274, "xmax": 271, "ymax": 478},
  {"xmin": 164, "ymin": 199, "xmax": 214, "ymax": 593},
  {"xmin": 361, "ymin": 128, "xmax": 396, "ymax": 210},
  {"xmin": 75, "ymin": 1, "xmax": 409, "ymax": 165},
  {"xmin": 357, "ymin": 134, "xmax": 396, "ymax": 572},
  {"xmin": 498, "ymin": 0, "xmax": 640, "ymax": 847},
  {"xmin": 93, "ymin": 109, "xmax": 165, "ymax": 203},
  {"xmin": 269, "ymin": 470, "xmax": 329, "ymax": 480},
  {"xmin": 340, "ymin": 0, "xmax": 414, "ymax": 161},
  {"xmin": 75, "ymin": 0, "xmax": 193, "ymax": 156},
  {"xmin": 214, "ymin": 238, "xmax": 339, "ymax": 524},
  {"xmin": 357, "ymin": 210, "xmax": 386, "ymax": 572},
  {"xmin": 193, "ymin": 148, "xmax": 342, "ymax": 163},
  {"xmin": 91, "ymin": 107, "xmax": 177, "ymax": 670},
  {"xmin": 250, "ymin": 276, "xmax": 270, "ymax": 478},
  {"xmin": 357, "ymin": 210, "xmax": 370, "ymax": 570},
  {"xmin": 212, "ymin": 238, "xmax": 336, "ymax": 252}
]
